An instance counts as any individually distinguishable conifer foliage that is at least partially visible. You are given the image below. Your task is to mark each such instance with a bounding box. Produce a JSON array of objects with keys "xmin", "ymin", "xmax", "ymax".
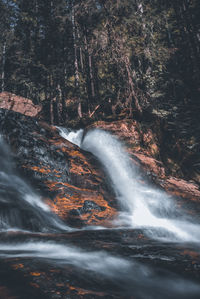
[{"xmin": 0, "ymin": 0, "xmax": 199, "ymax": 123}]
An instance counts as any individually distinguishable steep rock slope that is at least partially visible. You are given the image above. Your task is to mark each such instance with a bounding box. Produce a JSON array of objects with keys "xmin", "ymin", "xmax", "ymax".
[{"xmin": 0, "ymin": 109, "xmax": 116, "ymax": 227}]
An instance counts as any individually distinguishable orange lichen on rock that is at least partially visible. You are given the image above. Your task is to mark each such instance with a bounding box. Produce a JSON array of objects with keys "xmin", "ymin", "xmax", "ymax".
[
  {"xmin": 46, "ymin": 181, "xmax": 104, "ymax": 195},
  {"xmin": 30, "ymin": 272, "xmax": 41, "ymax": 277},
  {"xmin": 45, "ymin": 180, "xmax": 116, "ymax": 225},
  {"xmin": 9, "ymin": 116, "xmax": 117, "ymax": 227},
  {"xmin": 70, "ymin": 160, "xmax": 92, "ymax": 175},
  {"xmin": 91, "ymin": 120, "xmax": 141, "ymax": 145},
  {"xmin": 12, "ymin": 263, "xmax": 24, "ymax": 270},
  {"xmin": 67, "ymin": 149, "xmax": 85, "ymax": 159},
  {"xmin": 66, "ymin": 283, "xmax": 106, "ymax": 297},
  {"xmin": 30, "ymin": 166, "xmax": 51, "ymax": 174},
  {"xmin": 54, "ymin": 192, "xmax": 116, "ymax": 225}
]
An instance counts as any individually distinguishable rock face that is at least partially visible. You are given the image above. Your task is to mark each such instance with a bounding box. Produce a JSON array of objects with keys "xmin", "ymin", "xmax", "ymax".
[
  {"xmin": 0, "ymin": 109, "xmax": 116, "ymax": 227},
  {"xmin": 0, "ymin": 92, "xmax": 41, "ymax": 117}
]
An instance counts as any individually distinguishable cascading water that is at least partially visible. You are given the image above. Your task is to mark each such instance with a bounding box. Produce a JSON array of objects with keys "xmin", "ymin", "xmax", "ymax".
[
  {"xmin": 0, "ymin": 135, "xmax": 70, "ymax": 232},
  {"xmin": 1, "ymin": 240, "xmax": 200, "ymax": 298},
  {"xmin": 81, "ymin": 129, "xmax": 200, "ymax": 242},
  {"xmin": 1, "ymin": 127, "xmax": 200, "ymax": 298},
  {"xmin": 58, "ymin": 127, "xmax": 200, "ymax": 243},
  {"xmin": 57, "ymin": 127, "xmax": 84, "ymax": 147}
]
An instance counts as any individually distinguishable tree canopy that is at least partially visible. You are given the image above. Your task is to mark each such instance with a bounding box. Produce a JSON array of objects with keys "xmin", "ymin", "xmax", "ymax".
[{"xmin": 0, "ymin": 0, "xmax": 199, "ymax": 124}]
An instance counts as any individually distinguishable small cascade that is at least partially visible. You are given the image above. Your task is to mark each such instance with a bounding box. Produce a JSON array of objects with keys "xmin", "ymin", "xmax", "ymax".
[
  {"xmin": 58, "ymin": 127, "xmax": 200, "ymax": 243},
  {"xmin": 0, "ymin": 135, "xmax": 70, "ymax": 232},
  {"xmin": 57, "ymin": 127, "xmax": 84, "ymax": 147},
  {"xmin": 0, "ymin": 126, "xmax": 200, "ymax": 298},
  {"xmin": 81, "ymin": 129, "xmax": 200, "ymax": 242}
]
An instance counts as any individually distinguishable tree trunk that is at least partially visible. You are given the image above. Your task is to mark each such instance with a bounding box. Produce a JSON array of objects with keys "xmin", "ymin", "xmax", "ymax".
[
  {"xmin": 49, "ymin": 75, "xmax": 54, "ymax": 125},
  {"xmin": 77, "ymin": 28, "xmax": 84, "ymax": 72},
  {"xmin": 71, "ymin": 1, "xmax": 82, "ymax": 118},
  {"xmin": 88, "ymin": 51, "xmax": 95, "ymax": 98},
  {"xmin": 84, "ymin": 34, "xmax": 91, "ymax": 114},
  {"xmin": 56, "ymin": 84, "xmax": 63, "ymax": 125},
  {"xmin": 124, "ymin": 55, "xmax": 142, "ymax": 116},
  {"xmin": 50, "ymin": 98, "xmax": 54, "ymax": 125},
  {"xmin": 84, "ymin": 32, "xmax": 95, "ymax": 115},
  {"xmin": 1, "ymin": 42, "xmax": 6, "ymax": 92}
]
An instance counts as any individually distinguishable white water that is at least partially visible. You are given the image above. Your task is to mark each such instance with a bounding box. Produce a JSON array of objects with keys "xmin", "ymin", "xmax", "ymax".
[
  {"xmin": 0, "ymin": 241, "xmax": 131, "ymax": 276},
  {"xmin": 0, "ymin": 135, "xmax": 71, "ymax": 232},
  {"xmin": 0, "ymin": 240, "xmax": 200, "ymax": 297},
  {"xmin": 0, "ymin": 128, "xmax": 200, "ymax": 297},
  {"xmin": 59, "ymin": 127, "xmax": 200, "ymax": 243},
  {"xmin": 57, "ymin": 126, "xmax": 83, "ymax": 147}
]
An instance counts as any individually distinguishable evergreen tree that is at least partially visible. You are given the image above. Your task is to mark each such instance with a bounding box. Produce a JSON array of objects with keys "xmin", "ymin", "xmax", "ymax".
[{"xmin": 1, "ymin": 0, "xmax": 199, "ymax": 123}]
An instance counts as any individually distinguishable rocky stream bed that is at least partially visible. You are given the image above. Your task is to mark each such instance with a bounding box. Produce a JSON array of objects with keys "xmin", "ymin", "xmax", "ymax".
[{"xmin": 0, "ymin": 102, "xmax": 200, "ymax": 298}]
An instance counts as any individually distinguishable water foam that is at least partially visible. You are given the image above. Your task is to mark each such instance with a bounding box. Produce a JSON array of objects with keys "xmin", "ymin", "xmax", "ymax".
[
  {"xmin": 57, "ymin": 127, "xmax": 83, "ymax": 147},
  {"xmin": 0, "ymin": 136, "xmax": 71, "ymax": 232},
  {"xmin": 80, "ymin": 129, "xmax": 200, "ymax": 243}
]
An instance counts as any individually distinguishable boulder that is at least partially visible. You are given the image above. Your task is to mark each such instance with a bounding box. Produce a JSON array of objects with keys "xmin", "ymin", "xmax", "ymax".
[
  {"xmin": 0, "ymin": 109, "xmax": 116, "ymax": 227},
  {"xmin": 0, "ymin": 92, "xmax": 41, "ymax": 117}
]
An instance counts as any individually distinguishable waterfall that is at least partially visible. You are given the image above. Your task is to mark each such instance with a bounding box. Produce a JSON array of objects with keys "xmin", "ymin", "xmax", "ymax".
[
  {"xmin": 0, "ymin": 128, "xmax": 200, "ymax": 298},
  {"xmin": 56, "ymin": 127, "xmax": 84, "ymax": 147},
  {"xmin": 81, "ymin": 129, "xmax": 200, "ymax": 242},
  {"xmin": 58, "ymin": 127, "xmax": 200, "ymax": 243}
]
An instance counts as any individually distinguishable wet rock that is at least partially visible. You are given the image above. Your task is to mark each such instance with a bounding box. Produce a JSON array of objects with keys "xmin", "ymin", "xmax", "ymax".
[
  {"xmin": 2, "ymin": 229, "xmax": 200, "ymax": 299},
  {"xmin": 78, "ymin": 200, "xmax": 106, "ymax": 214},
  {"xmin": 0, "ymin": 109, "xmax": 116, "ymax": 227}
]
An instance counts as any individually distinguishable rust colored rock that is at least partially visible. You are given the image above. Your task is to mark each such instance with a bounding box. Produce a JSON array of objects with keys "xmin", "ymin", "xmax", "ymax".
[
  {"xmin": 133, "ymin": 153, "xmax": 166, "ymax": 178},
  {"xmin": 91, "ymin": 120, "xmax": 200, "ymax": 202},
  {"xmin": 89, "ymin": 120, "xmax": 165, "ymax": 182},
  {"xmin": 89, "ymin": 120, "xmax": 160, "ymax": 157},
  {"xmin": 0, "ymin": 109, "xmax": 116, "ymax": 227},
  {"xmin": 0, "ymin": 92, "xmax": 41, "ymax": 117},
  {"xmin": 163, "ymin": 177, "xmax": 200, "ymax": 201}
]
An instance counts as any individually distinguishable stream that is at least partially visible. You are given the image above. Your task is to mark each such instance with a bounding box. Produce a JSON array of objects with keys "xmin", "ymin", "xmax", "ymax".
[{"xmin": 0, "ymin": 128, "xmax": 200, "ymax": 298}]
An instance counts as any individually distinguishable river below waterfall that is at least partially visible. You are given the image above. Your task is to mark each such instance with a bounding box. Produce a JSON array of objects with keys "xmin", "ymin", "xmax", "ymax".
[{"xmin": 0, "ymin": 127, "xmax": 200, "ymax": 298}]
